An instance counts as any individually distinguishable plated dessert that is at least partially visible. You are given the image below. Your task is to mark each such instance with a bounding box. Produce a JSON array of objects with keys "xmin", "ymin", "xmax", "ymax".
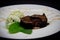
[
  {"xmin": 0, "ymin": 4, "xmax": 60, "ymax": 39},
  {"xmin": 6, "ymin": 10, "xmax": 49, "ymax": 34}
]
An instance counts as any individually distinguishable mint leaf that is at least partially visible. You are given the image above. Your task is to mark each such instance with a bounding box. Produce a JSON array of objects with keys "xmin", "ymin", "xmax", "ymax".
[
  {"xmin": 9, "ymin": 22, "xmax": 23, "ymax": 34},
  {"xmin": 21, "ymin": 29, "xmax": 32, "ymax": 34},
  {"xmin": 8, "ymin": 22, "xmax": 32, "ymax": 34}
]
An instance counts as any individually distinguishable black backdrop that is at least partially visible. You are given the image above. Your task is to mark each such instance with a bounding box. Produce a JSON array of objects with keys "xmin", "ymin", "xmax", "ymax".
[{"xmin": 0, "ymin": 0, "xmax": 60, "ymax": 40}]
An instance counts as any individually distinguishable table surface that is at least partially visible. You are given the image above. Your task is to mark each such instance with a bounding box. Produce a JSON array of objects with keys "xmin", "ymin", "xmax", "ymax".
[{"xmin": 0, "ymin": 0, "xmax": 60, "ymax": 40}]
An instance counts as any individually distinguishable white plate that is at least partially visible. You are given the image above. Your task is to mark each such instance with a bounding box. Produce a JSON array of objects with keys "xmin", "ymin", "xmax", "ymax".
[{"xmin": 0, "ymin": 4, "xmax": 60, "ymax": 39}]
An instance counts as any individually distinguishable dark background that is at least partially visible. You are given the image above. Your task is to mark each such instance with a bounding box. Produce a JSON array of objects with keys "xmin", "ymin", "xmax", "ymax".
[{"xmin": 0, "ymin": 0, "xmax": 60, "ymax": 40}]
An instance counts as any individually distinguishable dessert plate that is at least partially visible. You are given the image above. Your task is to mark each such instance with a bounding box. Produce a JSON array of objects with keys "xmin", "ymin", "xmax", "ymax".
[{"xmin": 0, "ymin": 4, "xmax": 60, "ymax": 39}]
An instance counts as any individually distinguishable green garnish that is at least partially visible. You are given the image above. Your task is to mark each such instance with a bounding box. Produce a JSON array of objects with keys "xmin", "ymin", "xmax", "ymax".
[
  {"xmin": 21, "ymin": 29, "xmax": 32, "ymax": 34},
  {"xmin": 9, "ymin": 22, "xmax": 32, "ymax": 34}
]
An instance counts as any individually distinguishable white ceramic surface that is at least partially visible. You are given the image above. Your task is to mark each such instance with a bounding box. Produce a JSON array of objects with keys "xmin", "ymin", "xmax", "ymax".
[{"xmin": 0, "ymin": 4, "xmax": 60, "ymax": 39}]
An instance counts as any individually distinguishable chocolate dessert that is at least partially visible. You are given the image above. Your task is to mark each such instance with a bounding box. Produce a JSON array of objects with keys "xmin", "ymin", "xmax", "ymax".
[{"xmin": 20, "ymin": 13, "xmax": 49, "ymax": 29}]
